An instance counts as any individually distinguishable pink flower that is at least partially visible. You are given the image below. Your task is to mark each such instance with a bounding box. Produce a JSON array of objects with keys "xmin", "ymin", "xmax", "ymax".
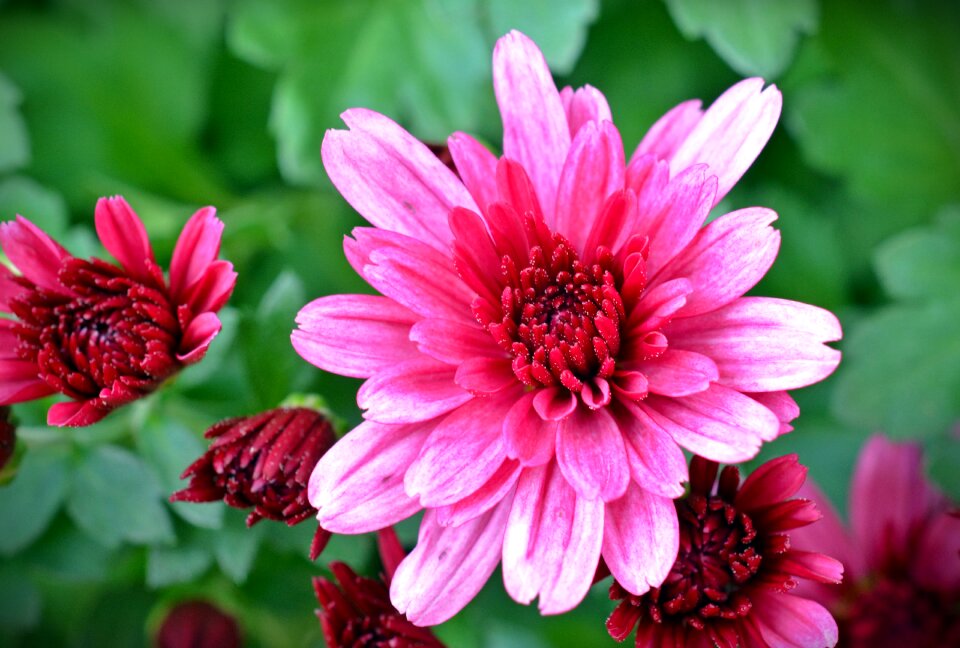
[
  {"xmin": 791, "ymin": 435, "xmax": 960, "ymax": 647},
  {"xmin": 0, "ymin": 196, "xmax": 235, "ymax": 426},
  {"xmin": 606, "ymin": 455, "xmax": 842, "ymax": 648},
  {"xmin": 294, "ymin": 31, "xmax": 842, "ymax": 624}
]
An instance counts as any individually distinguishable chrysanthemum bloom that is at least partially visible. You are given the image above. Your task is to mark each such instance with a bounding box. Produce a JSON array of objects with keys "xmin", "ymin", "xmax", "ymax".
[
  {"xmin": 790, "ymin": 435, "xmax": 960, "ymax": 647},
  {"xmin": 172, "ymin": 407, "xmax": 338, "ymax": 559},
  {"xmin": 294, "ymin": 31, "xmax": 842, "ymax": 624},
  {"xmin": 606, "ymin": 455, "xmax": 842, "ymax": 647},
  {"xmin": 0, "ymin": 406, "xmax": 14, "ymax": 471},
  {"xmin": 156, "ymin": 600, "xmax": 241, "ymax": 648},
  {"xmin": 0, "ymin": 196, "xmax": 235, "ymax": 426},
  {"xmin": 314, "ymin": 529, "xmax": 446, "ymax": 648}
]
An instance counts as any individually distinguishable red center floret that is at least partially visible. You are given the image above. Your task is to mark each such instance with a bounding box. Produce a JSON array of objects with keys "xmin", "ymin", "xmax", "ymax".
[
  {"xmin": 482, "ymin": 232, "xmax": 626, "ymax": 392},
  {"xmin": 10, "ymin": 257, "xmax": 181, "ymax": 409}
]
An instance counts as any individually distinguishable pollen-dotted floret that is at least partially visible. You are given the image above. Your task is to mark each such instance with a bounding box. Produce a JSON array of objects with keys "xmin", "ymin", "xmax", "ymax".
[{"xmin": 293, "ymin": 30, "xmax": 842, "ymax": 625}]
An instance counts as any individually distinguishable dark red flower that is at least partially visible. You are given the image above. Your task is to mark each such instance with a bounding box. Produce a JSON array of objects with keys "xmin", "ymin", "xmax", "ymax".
[
  {"xmin": 171, "ymin": 407, "xmax": 337, "ymax": 559},
  {"xmin": 156, "ymin": 600, "xmax": 241, "ymax": 648},
  {"xmin": 0, "ymin": 196, "xmax": 235, "ymax": 426},
  {"xmin": 314, "ymin": 529, "xmax": 445, "ymax": 648},
  {"xmin": 607, "ymin": 455, "xmax": 842, "ymax": 648},
  {"xmin": 0, "ymin": 406, "xmax": 15, "ymax": 471},
  {"xmin": 791, "ymin": 435, "xmax": 960, "ymax": 648}
]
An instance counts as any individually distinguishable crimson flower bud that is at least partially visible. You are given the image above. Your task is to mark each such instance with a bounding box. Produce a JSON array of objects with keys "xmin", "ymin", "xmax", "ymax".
[{"xmin": 156, "ymin": 600, "xmax": 240, "ymax": 648}]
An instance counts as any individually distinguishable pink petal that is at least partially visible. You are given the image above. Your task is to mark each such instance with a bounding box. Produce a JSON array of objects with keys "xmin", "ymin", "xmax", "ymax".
[
  {"xmin": 183, "ymin": 260, "xmax": 236, "ymax": 315},
  {"xmin": 390, "ymin": 501, "xmax": 510, "ymax": 626},
  {"xmin": 409, "ymin": 318, "xmax": 501, "ymax": 365},
  {"xmin": 501, "ymin": 461, "xmax": 604, "ymax": 614},
  {"xmin": 47, "ymin": 400, "xmax": 106, "ymax": 427},
  {"xmin": 641, "ymin": 384, "xmax": 780, "ymax": 463},
  {"xmin": 503, "ymin": 391, "xmax": 558, "ymax": 467},
  {"xmin": 404, "ymin": 392, "xmax": 514, "ymax": 507},
  {"xmin": 625, "ymin": 277, "xmax": 692, "ymax": 336},
  {"xmin": 345, "ymin": 226, "xmax": 448, "ymax": 279},
  {"xmin": 493, "ymin": 31, "xmax": 571, "ymax": 222},
  {"xmin": 632, "ymin": 99, "xmax": 703, "ymax": 163},
  {"xmin": 602, "ymin": 482, "xmax": 679, "ymax": 595},
  {"xmin": 627, "ymin": 349, "xmax": 718, "ymax": 397},
  {"xmin": 912, "ymin": 512, "xmax": 960, "ymax": 590},
  {"xmin": 556, "ymin": 405, "xmax": 629, "ymax": 502},
  {"xmin": 364, "ymin": 245, "xmax": 474, "ymax": 323},
  {"xmin": 614, "ymin": 402, "xmax": 688, "ymax": 498},
  {"xmin": 554, "ymin": 120, "xmax": 625, "ymax": 253},
  {"xmin": 0, "ymin": 216, "xmax": 71, "ymax": 293},
  {"xmin": 735, "ymin": 454, "xmax": 807, "ymax": 511},
  {"xmin": 321, "ymin": 109, "xmax": 475, "ymax": 251},
  {"xmin": 169, "ymin": 206, "xmax": 223, "ymax": 303},
  {"xmin": 748, "ymin": 391, "xmax": 800, "ymax": 435},
  {"xmin": 582, "ymin": 189, "xmax": 638, "ymax": 260},
  {"xmin": 308, "ymin": 419, "xmax": 432, "ymax": 533},
  {"xmin": 0, "ymin": 263, "xmax": 29, "ymax": 311},
  {"xmin": 559, "ymin": 84, "xmax": 613, "ymax": 137},
  {"xmin": 493, "ymin": 161, "xmax": 545, "ymax": 238},
  {"xmin": 851, "ymin": 435, "xmax": 943, "ymax": 571},
  {"xmin": 454, "ymin": 357, "xmax": 516, "ymax": 394},
  {"xmin": 449, "ymin": 206, "xmax": 502, "ymax": 304},
  {"xmin": 633, "ymin": 163, "xmax": 717, "ymax": 277},
  {"xmin": 357, "ymin": 358, "xmax": 472, "ymax": 424},
  {"xmin": 532, "ymin": 386, "xmax": 577, "ymax": 421},
  {"xmin": 669, "ymin": 78, "xmax": 782, "ymax": 206},
  {"xmin": 177, "ymin": 312, "xmax": 221, "ymax": 364},
  {"xmin": 448, "ymin": 132, "xmax": 498, "ymax": 215},
  {"xmin": 653, "ymin": 207, "xmax": 780, "ymax": 318},
  {"xmin": 751, "ymin": 592, "xmax": 839, "ymax": 648},
  {"xmin": 790, "ymin": 480, "xmax": 862, "ymax": 588},
  {"xmin": 293, "ymin": 294, "xmax": 419, "ymax": 378},
  {"xmin": 667, "ymin": 297, "xmax": 842, "ymax": 392},
  {"xmin": 94, "ymin": 196, "xmax": 157, "ymax": 284},
  {"xmin": 775, "ymin": 550, "xmax": 845, "ymax": 585},
  {"xmin": 0, "ymin": 358, "xmax": 55, "ymax": 404},
  {"xmin": 435, "ymin": 459, "xmax": 522, "ymax": 527}
]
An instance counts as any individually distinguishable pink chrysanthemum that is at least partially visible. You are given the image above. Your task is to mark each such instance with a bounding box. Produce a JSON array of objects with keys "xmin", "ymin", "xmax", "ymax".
[
  {"xmin": 607, "ymin": 455, "xmax": 842, "ymax": 648},
  {"xmin": 0, "ymin": 196, "xmax": 235, "ymax": 426},
  {"xmin": 791, "ymin": 435, "xmax": 960, "ymax": 647},
  {"xmin": 293, "ymin": 31, "xmax": 842, "ymax": 624}
]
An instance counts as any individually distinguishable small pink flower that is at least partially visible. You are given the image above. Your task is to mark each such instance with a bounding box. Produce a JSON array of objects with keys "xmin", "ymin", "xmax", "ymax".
[
  {"xmin": 294, "ymin": 31, "xmax": 842, "ymax": 624},
  {"xmin": 607, "ymin": 455, "xmax": 842, "ymax": 648},
  {"xmin": 172, "ymin": 407, "xmax": 337, "ymax": 560},
  {"xmin": 0, "ymin": 196, "xmax": 235, "ymax": 426},
  {"xmin": 791, "ymin": 435, "xmax": 960, "ymax": 647}
]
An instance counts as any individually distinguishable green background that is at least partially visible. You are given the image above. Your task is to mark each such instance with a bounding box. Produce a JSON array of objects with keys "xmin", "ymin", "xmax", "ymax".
[{"xmin": 1, "ymin": 0, "xmax": 958, "ymax": 645}]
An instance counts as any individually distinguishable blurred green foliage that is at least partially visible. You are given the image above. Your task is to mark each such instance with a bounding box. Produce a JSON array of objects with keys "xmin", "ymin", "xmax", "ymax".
[{"xmin": 0, "ymin": 0, "xmax": 958, "ymax": 646}]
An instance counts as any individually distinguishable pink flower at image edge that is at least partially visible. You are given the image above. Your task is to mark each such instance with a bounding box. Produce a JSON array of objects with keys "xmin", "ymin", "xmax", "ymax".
[
  {"xmin": 0, "ymin": 196, "xmax": 235, "ymax": 426},
  {"xmin": 791, "ymin": 435, "xmax": 960, "ymax": 647},
  {"xmin": 293, "ymin": 31, "xmax": 842, "ymax": 625}
]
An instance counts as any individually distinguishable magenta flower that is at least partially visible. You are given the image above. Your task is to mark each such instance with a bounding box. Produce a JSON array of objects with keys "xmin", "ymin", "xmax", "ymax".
[
  {"xmin": 171, "ymin": 407, "xmax": 338, "ymax": 560},
  {"xmin": 294, "ymin": 31, "xmax": 842, "ymax": 624},
  {"xmin": 607, "ymin": 455, "xmax": 842, "ymax": 648},
  {"xmin": 0, "ymin": 196, "xmax": 235, "ymax": 426},
  {"xmin": 791, "ymin": 435, "xmax": 960, "ymax": 647}
]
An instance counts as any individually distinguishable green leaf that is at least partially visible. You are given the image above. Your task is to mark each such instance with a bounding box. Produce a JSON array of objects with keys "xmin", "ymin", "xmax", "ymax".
[
  {"xmin": 785, "ymin": 0, "xmax": 960, "ymax": 224},
  {"xmin": 228, "ymin": 0, "xmax": 597, "ymax": 185},
  {"xmin": 665, "ymin": 0, "xmax": 817, "ymax": 79},
  {"xmin": 874, "ymin": 206, "xmax": 960, "ymax": 301},
  {"xmin": 240, "ymin": 271, "xmax": 311, "ymax": 409},
  {"xmin": 831, "ymin": 297, "xmax": 960, "ymax": 440},
  {"xmin": 0, "ymin": 566, "xmax": 41, "ymax": 631},
  {"xmin": 0, "ymin": 70, "xmax": 29, "ymax": 173},
  {"xmin": 210, "ymin": 509, "xmax": 264, "ymax": 584},
  {"xmin": 0, "ymin": 445, "xmax": 70, "ymax": 556},
  {"xmin": 22, "ymin": 518, "xmax": 118, "ymax": 583},
  {"xmin": 927, "ymin": 433, "xmax": 960, "ymax": 502},
  {"xmin": 0, "ymin": 175, "xmax": 69, "ymax": 238},
  {"xmin": 485, "ymin": 0, "xmax": 599, "ymax": 75},
  {"xmin": 66, "ymin": 445, "xmax": 174, "ymax": 548},
  {"xmin": 137, "ymin": 420, "xmax": 224, "ymax": 529},
  {"xmin": 146, "ymin": 544, "xmax": 213, "ymax": 588}
]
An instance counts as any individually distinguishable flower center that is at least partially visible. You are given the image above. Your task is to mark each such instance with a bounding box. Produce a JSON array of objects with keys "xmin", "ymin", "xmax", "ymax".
[
  {"xmin": 843, "ymin": 575, "xmax": 960, "ymax": 648},
  {"xmin": 482, "ymin": 233, "xmax": 626, "ymax": 392},
  {"xmin": 10, "ymin": 257, "xmax": 181, "ymax": 403}
]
